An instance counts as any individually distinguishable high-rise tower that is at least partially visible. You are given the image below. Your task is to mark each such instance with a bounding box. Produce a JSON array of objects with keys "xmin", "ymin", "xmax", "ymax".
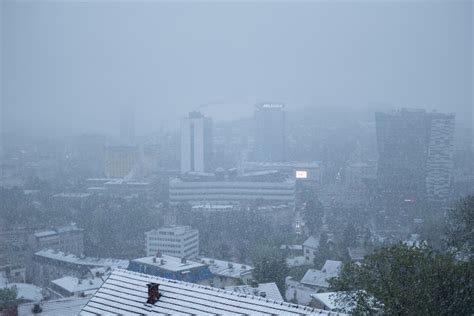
[
  {"xmin": 254, "ymin": 103, "xmax": 286, "ymax": 162},
  {"xmin": 375, "ymin": 109, "xmax": 455, "ymax": 202},
  {"xmin": 180, "ymin": 111, "xmax": 212, "ymax": 174}
]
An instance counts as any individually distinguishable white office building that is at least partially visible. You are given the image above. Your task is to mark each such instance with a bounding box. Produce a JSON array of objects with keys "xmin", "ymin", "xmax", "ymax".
[
  {"xmin": 145, "ymin": 226, "xmax": 199, "ymax": 259},
  {"xmin": 169, "ymin": 177, "xmax": 295, "ymax": 206}
]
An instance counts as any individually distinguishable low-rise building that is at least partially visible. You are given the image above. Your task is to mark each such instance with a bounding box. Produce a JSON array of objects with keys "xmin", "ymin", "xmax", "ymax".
[
  {"xmin": 198, "ymin": 257, "xmax": 254, "ymax": 288},
  {"xmin": 310, "ymin": 292, "xmax": 343, "ymax": 311},
  {"xmin": 127, "ymin": 254, "xmax": 213, "ymax": 284},
  {"xmin": 300, "ymin": 260, "xmax": 343, "ymax": 292},
  {"xmin": 347, "ymin": 247, "xmax": 368, "ymax": 262},
  {"xmin": 50, "ymin": 276, "xmax": 104, "ymax": 297},
  {"xmin": 30, "ymin": 249, "xmax": 128, "ymax": 286},
  {"xmin": 29, "ymin": 223, "xmax": 84, "ymax": 256},
  {"xmin": 5, "ymin": 283, "xmax": 44, "ymax": 303},
  {"xmin": 145, "ymin": 226, "xmax": 199, "ymax": 259},
  {"xmin": 303, "ymin": 236, "xmax": 320, "ymax": 265},
  {"xmin": 19, "ymin": 296, "xmax": 90, "ymax": 315}
]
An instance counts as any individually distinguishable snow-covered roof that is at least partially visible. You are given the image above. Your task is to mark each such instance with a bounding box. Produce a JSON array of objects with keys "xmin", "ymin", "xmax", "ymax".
[
  {"xmin": 303, "ymin": 236, "xmax": 319, "ymax": 249},
  {"xmin": 8, "ymin": 283, "xmax": 43, "ymax": 302},
  {"xmin": 80, "ymin": 269, "xmax": 341, "ymax": 315},
  {"xmin": 310, "ymin": 292, "xmax": 339, "ymax": 310},
  {"xmin": 34, "ymin": 224, "xmax": 83, "ymax": 238},
  {"xmin": 280, "ymin": 245, "xmax": 303, "ymax": 251},
  {"xmin": 51, "ymin": 276, "xmax": 103, "ymax": 294},
  {"xmin": 132, "ymin": 255, "xmax": 205, "ymax": 272},
  {"xmin": 35, "ymin": 249, "xmax": 128, "ymax": 268},
  {"xmin": 191, "ymin": 204, "xmax": 234, "ymax": 211},
  {"xmin": 34, "ymin": 230, "xmax": 57, "ymax": 238},
  {"xmin": 56, "ymin": 224, "xmax": 83, "ymax": 233},
  {"xmin": 199, "ymin": 257, "xmax": 253, "ymax": 279},
  {"xmin": 225, "ymin": 282, "xmax": 284, "ymax": 301},
  {"xmin": 300, "ymin": 260, "xmax": 342, "ymax": 288},
  {"xmin": 310, "ymin": 291, "xmax": 381, "ymax": 313},
  {"xmin": 347, "ymin": 247, "xmax": 367, "ymax": 261},
  {"xmin": 53, "ymin": 193, "xmax": 91, "ymax": 198},
  {"xmin": 18, "ymin": 296, "xmax": 90, "ymax": 315}
]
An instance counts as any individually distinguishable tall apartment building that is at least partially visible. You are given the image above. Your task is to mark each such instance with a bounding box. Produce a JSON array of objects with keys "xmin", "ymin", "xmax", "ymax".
[
  {"xmin": 180, "ymin": 111, "xmax": 213, "ymax": 174},
  {"xmin": 375, "ymin": 109, "xmax": 455, "ymax": 202},
  {"xmin": 145, "ymin": 226, "xmax": 199, "ymax": 259},
  {"xmin": 254, "ymin": 103, "xmax": 286, "ymax": 162},
  {"xmin": 426, "ymin": 113, "xmax": 456, "ymax": 202}
]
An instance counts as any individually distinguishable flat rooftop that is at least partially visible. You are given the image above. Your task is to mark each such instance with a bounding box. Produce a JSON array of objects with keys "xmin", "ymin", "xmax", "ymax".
[{"xmin": 131, "ymin": 255, "xmax": 205, "ymax": 272}]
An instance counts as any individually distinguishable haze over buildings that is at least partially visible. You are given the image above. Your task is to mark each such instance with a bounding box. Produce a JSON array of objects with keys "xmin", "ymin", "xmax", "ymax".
[{"xmin": 1, "ymin": 1, "xmax": 472, "ymax": 136}]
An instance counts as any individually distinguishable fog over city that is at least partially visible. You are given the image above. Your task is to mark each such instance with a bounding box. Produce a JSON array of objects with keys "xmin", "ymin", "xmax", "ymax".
[
  {"xmin": 0, "ymin": 1, "xmax": 473, "ymax": 315},
  {"xmin": 2, "ymin": 1, "xmax": 472, "ymax": 135}
]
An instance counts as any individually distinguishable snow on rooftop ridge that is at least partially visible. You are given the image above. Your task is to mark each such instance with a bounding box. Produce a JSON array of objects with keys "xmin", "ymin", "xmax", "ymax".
[
  {"xmin": 81, "ymin": 269, "xmax": 344, "ymax": 315},
  {"xmin": 321, "ymin": 260, "xmax": 343, "ymax": 274},
  {"xmin": 303, "ymin": 236, "xmax": 320, "ymax": 249},
  {"xmin": 280, "ymin": 244, "xmax": 303, "ymax": 250}
]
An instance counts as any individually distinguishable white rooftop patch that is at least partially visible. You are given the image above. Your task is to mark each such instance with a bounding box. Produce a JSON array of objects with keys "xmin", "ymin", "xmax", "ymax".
[
  {"xmin": 132, "ymin": 255, "xmax": 205, "ymax": 272},
  {"xmin": 225, "ymin": 282, "xmax": 284, "ymax": 301},
  {"xmin": 301, "ymin": 260, "xmax": 342, "ymax": 288},
  {"xmin": 51, "ymin": 276, "xmax": 104, "ymax": 295},
  {"xmin": 199, "ymin": 257, "xmax": 253, "ymax": 278}
]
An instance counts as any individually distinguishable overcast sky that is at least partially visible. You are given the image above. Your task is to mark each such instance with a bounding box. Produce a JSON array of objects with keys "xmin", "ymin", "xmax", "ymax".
[{"xmin": 1, "ymin": 1, "xmax": 472, "ymax": 137}]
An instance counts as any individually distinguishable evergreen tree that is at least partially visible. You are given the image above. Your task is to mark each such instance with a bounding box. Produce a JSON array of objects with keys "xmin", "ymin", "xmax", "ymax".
[
  {"xmin": 446, "ymin": 194, "xmax": 474, "ymax": 256},
  {"xmin": 253, "ymin": 253, "xmax": 289, "ymax": 293},
  {"xmin": 329, "ymin": 244, "xmax": 473, "ymax": 315},
  {"xmin": 0, "ymin": 288, "xmax": 17, "ymax": 309},
  {"xmin": 304, "ymin": 197, "xmax": 324, "ymax": 235}
]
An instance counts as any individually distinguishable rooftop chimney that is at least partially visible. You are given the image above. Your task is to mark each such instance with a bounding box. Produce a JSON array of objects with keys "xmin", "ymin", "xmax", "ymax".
[
  {"xmin": 146, "ymin": 283, "xmax": 161, "ymax": 305},
  {"xmin": 181, "ymin": 257, "xmax": 187, "ymax": 264},
  {"xmin": 32, "ymin": 303, "xmax": 42, "ymax": 314}
]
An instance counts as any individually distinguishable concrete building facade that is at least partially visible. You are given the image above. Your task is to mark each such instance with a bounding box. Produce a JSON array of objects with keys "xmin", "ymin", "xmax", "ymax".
[{"xmin": 145, "ymin": 226, "xmax": 199, "ymax": 259}]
